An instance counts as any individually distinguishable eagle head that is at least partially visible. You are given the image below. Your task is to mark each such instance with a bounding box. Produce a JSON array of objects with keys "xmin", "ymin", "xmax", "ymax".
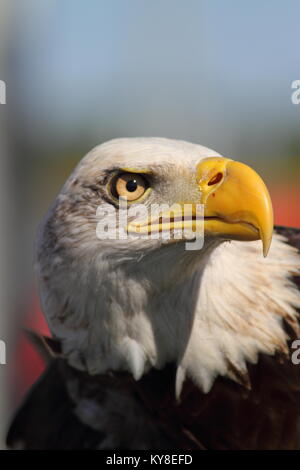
[{"xmin": 37, "ymin": 138, "xmax": 300, "ymax": 397}]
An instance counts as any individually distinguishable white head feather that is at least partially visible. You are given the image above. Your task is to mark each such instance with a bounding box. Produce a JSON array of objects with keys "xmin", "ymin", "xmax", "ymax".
[{"xmin": 36, "ymin": 138, "xmax": 300, "ymax": 397}]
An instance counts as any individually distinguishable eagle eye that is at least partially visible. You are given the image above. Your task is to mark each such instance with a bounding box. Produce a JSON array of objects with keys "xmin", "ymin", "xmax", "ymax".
[{"xmin": 110, "ymin": 172, "xmax": 149, "ymax": 202}]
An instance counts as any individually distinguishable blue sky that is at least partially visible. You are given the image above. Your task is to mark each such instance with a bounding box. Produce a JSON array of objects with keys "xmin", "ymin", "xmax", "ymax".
[{"xmin": 7, "ymin": 0, "xmax": 300, "ymax": 157}]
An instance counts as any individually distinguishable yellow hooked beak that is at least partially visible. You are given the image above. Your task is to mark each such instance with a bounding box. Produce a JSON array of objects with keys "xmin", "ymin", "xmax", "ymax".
[
  {"xmin": 196, "ymin": 157, "xmax": 273, "ymax": 256},
  {"xmin": 126, "ymin": 157, "xmax": 273, "ymax": 257}
]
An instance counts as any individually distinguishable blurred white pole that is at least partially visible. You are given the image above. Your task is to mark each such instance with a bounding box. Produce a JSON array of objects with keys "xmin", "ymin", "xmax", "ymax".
[{"xmin": 0, "ymin": 0, "xmax": 11, "ymax": 450}]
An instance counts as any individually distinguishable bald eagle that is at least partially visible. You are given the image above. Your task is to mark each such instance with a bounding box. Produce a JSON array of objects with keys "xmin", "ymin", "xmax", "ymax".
[{"xmin": 7, "ymin": 138, "xmax": 300, "ymax": 450}]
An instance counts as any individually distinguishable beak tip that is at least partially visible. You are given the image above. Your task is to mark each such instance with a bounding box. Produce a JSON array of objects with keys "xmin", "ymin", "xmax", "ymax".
[{"xmin": 262, "ymin": 234, "xmax": 272, "ymax": 258}]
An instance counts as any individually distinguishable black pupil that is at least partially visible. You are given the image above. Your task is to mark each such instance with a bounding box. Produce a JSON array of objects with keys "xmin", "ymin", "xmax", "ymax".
[{"xmin": 126, "ymin": 179, "xmax": 138, "ymax": 192}]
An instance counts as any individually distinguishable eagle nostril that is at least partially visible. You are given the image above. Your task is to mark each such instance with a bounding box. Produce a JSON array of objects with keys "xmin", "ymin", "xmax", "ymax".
[{"xmin": 208, "ymin": 172, "xmax": 223, "ymax": 186}]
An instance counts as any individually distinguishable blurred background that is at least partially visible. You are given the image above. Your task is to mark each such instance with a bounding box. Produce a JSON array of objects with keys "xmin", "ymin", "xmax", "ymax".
[{"xmin": 0, "ymin": 0, "xmax": 299, "ymax": 448}]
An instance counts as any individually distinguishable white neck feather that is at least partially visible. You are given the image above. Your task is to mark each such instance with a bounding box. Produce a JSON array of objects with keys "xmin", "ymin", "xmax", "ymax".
[{"xmin": 43, "ymin": 233, "xmax": 300, "ymax": 397}]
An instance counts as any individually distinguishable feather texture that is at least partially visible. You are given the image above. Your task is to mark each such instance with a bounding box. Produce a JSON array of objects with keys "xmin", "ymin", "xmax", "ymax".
[{"xmin": 9, "ymin": 138, "xmax": 300, "ymax": 449}]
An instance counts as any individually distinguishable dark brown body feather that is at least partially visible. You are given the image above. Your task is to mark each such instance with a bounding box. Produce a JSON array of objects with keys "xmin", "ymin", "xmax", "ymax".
[{"xmin": 7, "ymin": 226, "xmax": 300, "ymax": 450}]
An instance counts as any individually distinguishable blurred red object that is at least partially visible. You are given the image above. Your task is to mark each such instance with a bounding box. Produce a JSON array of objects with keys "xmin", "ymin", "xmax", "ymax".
[
  {"xmin": 271, "ymin": 185, "xmax": 300, "ymax": 228},
  {"xmin": 14, "ymin": 294, "xmax": 50, "ymax": 403}
]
